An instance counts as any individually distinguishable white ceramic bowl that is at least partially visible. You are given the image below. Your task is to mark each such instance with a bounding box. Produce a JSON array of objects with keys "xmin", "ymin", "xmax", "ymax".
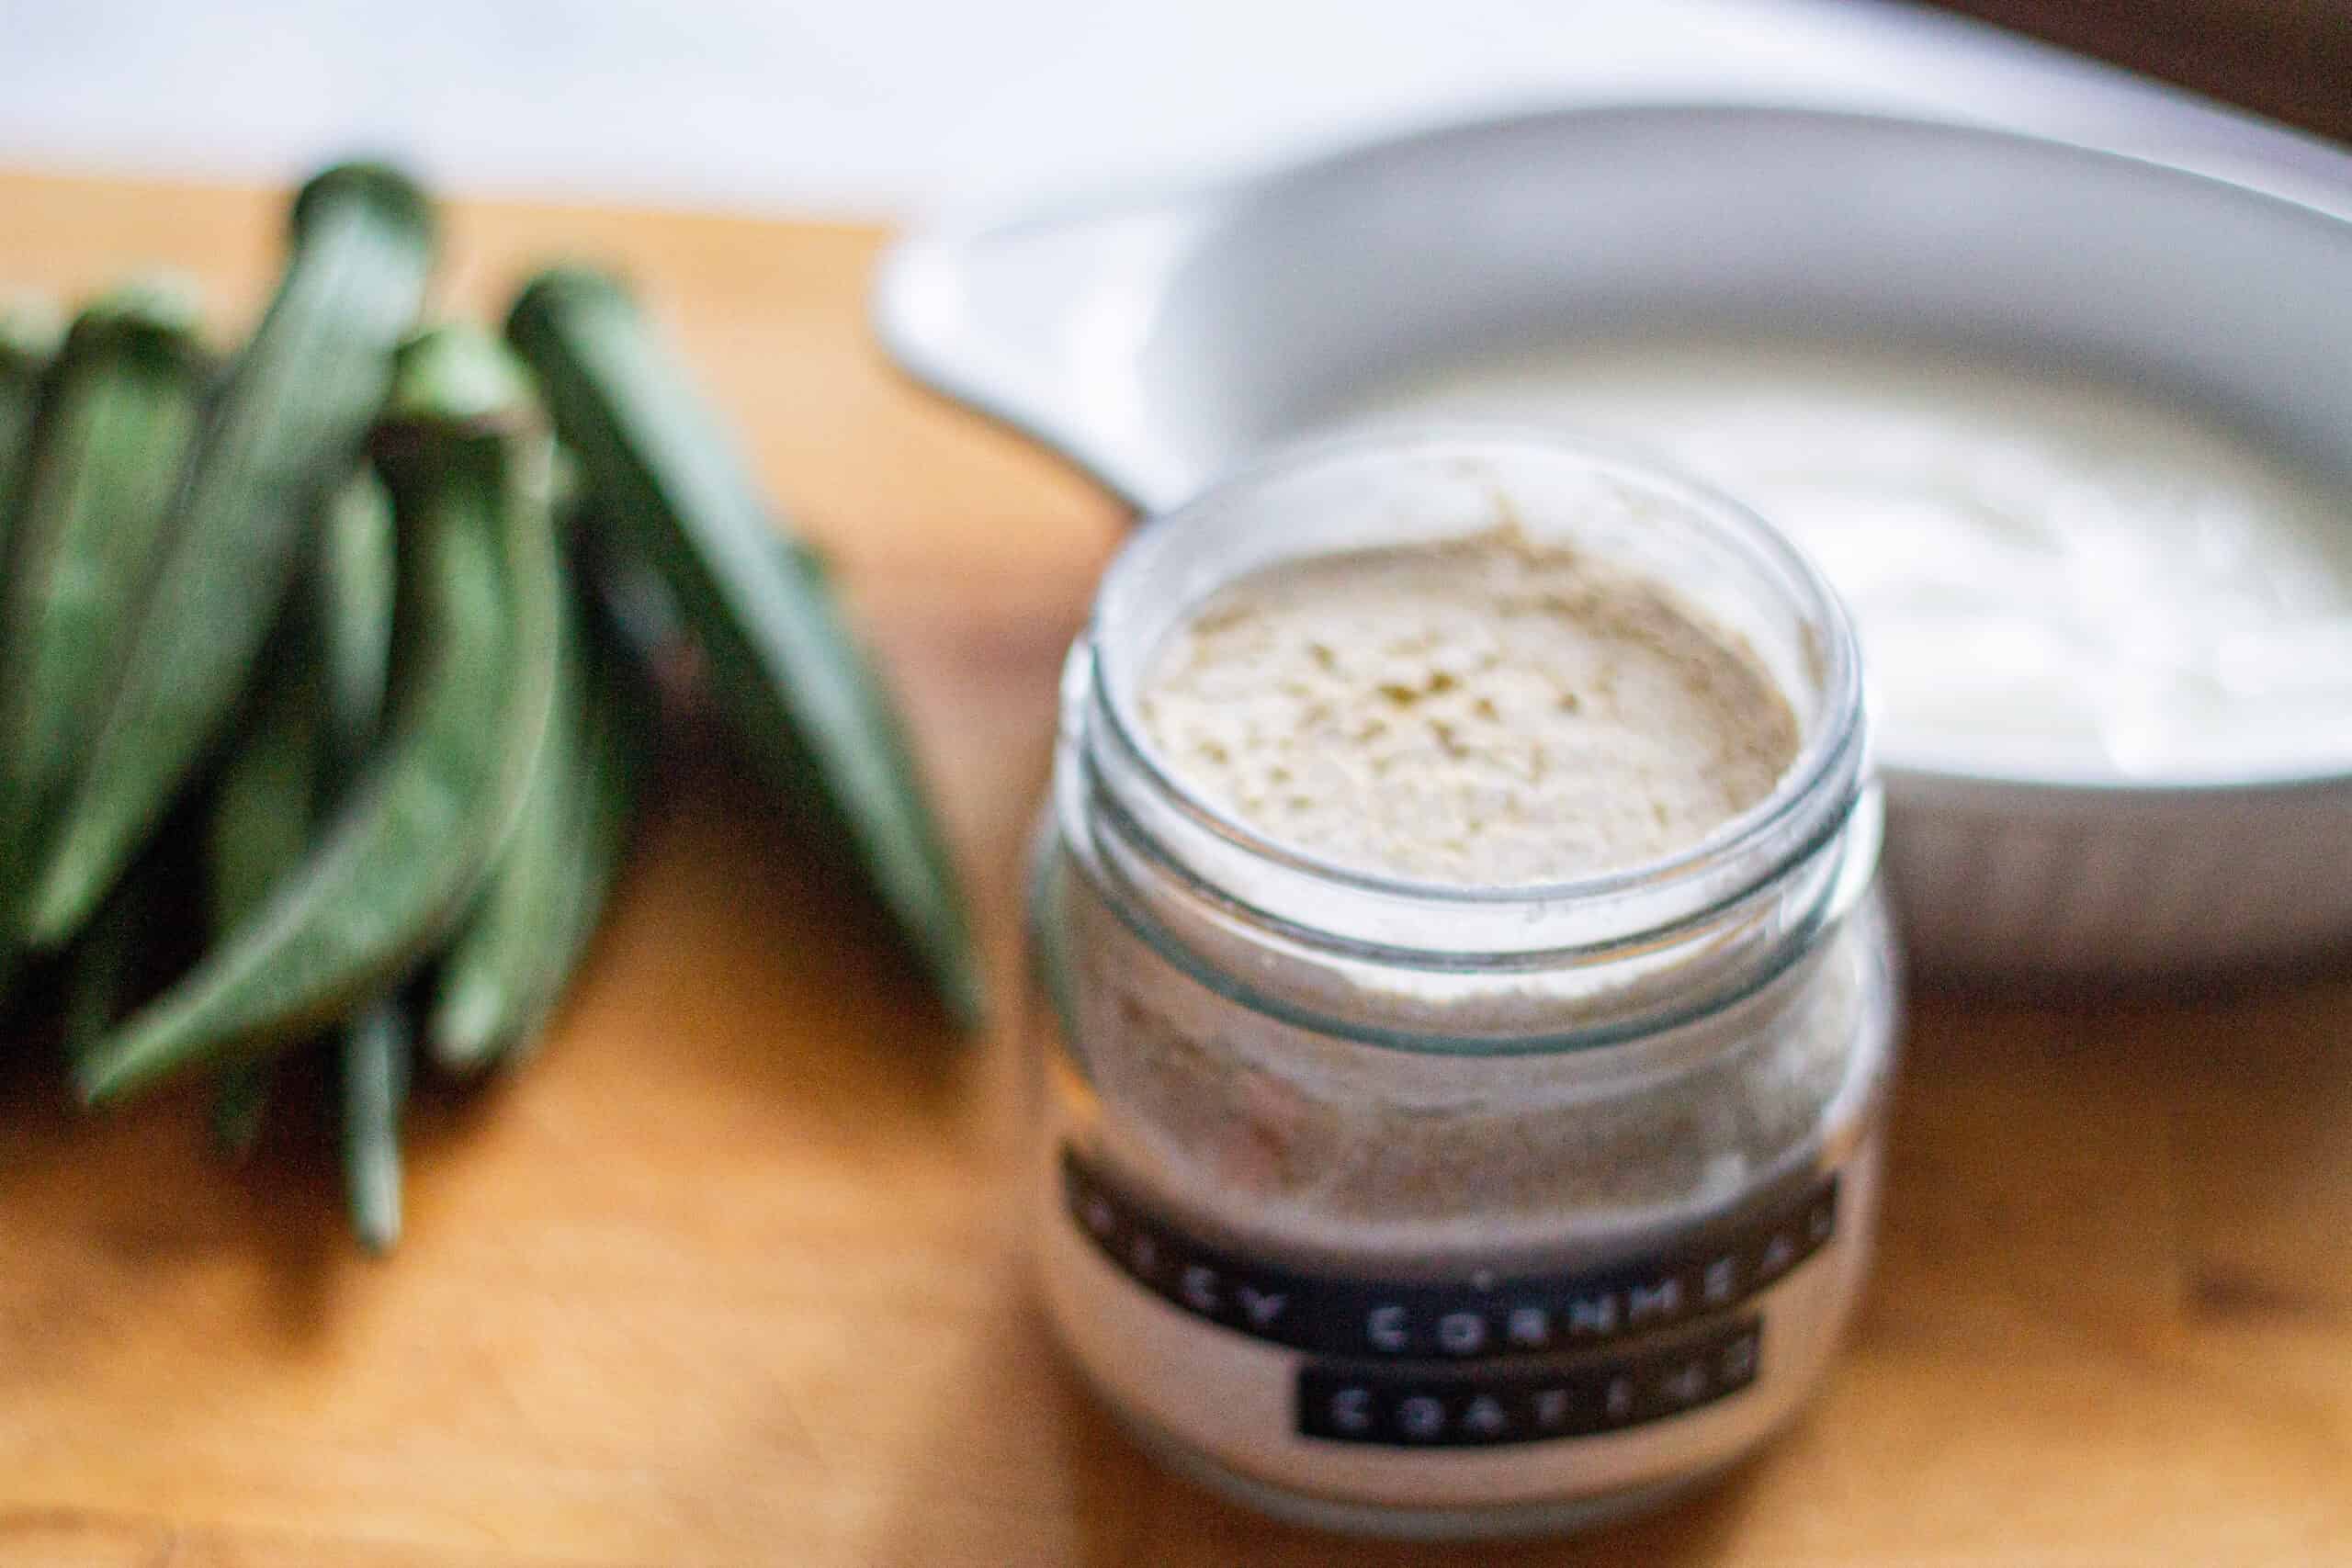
[{"xmin": 876, "ymin": 105, "xmax": 2352, "ymax": 982}]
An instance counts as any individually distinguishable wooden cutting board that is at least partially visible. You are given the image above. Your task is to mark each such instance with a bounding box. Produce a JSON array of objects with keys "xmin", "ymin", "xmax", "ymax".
[{"xmin": 2, "ymin": 169, "xmax": 2348, "ymax": 1568}]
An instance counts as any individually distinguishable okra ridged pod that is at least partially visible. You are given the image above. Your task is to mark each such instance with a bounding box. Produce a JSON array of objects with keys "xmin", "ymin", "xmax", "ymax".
[
  {"xmin": 425, "ymin": 561, "xmax": 590, "ymax": 1072},
  {"xmin": 204, "ymin": 617, "xmax": 328, "ymax": 941},
  {"xmin": 209, "ymin": 475, "xmax": 398, "ymax": 1165},
  {"xmin": 317, "ymin": 471, "xmax": 397, "ymax": 770},
  {"xmin": 507, "ymin": 267, "xmax": 982, "ymax": 1031},
  {"xmin": 28, "ymin": 164, "xmax": 435, "ymax": 950},
  {"xmin": 530, "ymin": 589, "xmax": 654, "ymax": 1061},
  {"xmin": 75, "ymin": 325, "xmax": 561, "ymax": 1105},
  {"xmin": 202, "ymin": 610, "xmax": 328, "ymax": 1159},
  {"xmin": 430, "ymin": 562, "xmax": 650, "ymax": 1072},
  {"xmin": 318, "ymin": 473, "xmax": 412, "ymax": 1236},
  {"xmin": 0, "ymin": 296, "xmax": 62, "ymax": 570},
  {"xmin": 0, "ymin": 279, "xmax": 208, "ymax": 953}
]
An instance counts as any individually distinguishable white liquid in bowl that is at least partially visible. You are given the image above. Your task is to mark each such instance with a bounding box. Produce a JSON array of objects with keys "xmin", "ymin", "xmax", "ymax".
[{"xmin": 1336, "ymin": 339, "xmax": 2352, "ymax": 782}]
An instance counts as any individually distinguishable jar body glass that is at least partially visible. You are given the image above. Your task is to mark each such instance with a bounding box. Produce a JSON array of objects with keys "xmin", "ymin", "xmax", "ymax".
[{"xmin": 1022, "ymin": 433, "xmax": 1901, "ymax": 1537}]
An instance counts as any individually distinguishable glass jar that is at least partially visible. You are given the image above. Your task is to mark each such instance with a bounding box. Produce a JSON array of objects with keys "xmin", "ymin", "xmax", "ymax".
[{"xmin": 1024, "ymin": 431, "xmax": 1901, "ymax": 1539}]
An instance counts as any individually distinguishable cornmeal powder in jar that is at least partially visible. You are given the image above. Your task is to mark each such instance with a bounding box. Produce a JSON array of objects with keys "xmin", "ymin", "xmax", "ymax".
[{"xmin": 1138, "ymin": 525, "xmax": 1798, "ymax": 883}]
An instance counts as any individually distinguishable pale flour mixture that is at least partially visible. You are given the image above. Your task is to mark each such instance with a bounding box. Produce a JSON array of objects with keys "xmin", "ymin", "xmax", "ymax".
[{"xmin": 1138, "ymin": 526, "xmax": 1799, "ymax": 884}]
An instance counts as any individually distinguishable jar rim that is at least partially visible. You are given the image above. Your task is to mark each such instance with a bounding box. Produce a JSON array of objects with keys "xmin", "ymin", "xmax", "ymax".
[{"xmin": 1085, "ymin": 423, "xmax": 1868, "ymax": 923}]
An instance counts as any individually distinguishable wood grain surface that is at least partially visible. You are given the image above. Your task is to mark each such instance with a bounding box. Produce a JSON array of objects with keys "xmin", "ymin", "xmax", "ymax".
[{"xmin": 2, "ymin": 169, "xmax": 2349, "ymax": 1567}]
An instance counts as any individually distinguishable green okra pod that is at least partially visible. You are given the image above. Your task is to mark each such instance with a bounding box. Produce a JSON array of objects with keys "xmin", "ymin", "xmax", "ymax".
[
  {"xmin": 532, "ymin": 603, "xmax": 655, "ymax": 1059},
  {"xmin": 208, "ymin": 472, "xmax": 398, "ymax": 1157},
  {"xmin": 76, "ymin": 324, "xmax": 560, "ymax": 1105},
  {"xmin": 0, "ymin": 295, "xmax": 63, "ymax": 574},
  {"xmin": 201, "ymin": 605, "xmax": 327, "ymax": 1159},
  {"xmin": 425, "ymin": 558, "xmax": 590, "ymax": 1073},
  {"xmin": 204, "ymin": 619, "xmax": 327, "ymax": 939},
  {"xmin": 29, "ymin": 163, "xmax": 435, "ymax": 949},
  {"xmin": 429, "ymin": 560, "xmax": 650, "ymax": 1072},
  {"xmin": 507, "ymin": 266, "xmax": 982, "ymax": 1030},
  {"xmin": 318, "ymin": 469, "xmax": 398, "ymax": 771},
  {"xmin": 0, "ymin": 278, "xmax": 209, "ymax": 957}
]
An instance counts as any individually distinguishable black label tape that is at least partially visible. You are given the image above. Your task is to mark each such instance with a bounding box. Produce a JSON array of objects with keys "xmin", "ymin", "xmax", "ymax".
[
  {"xmin": 1297, "ymin": 1316, "xmax": 1763, "ymax": 1447},
  {"xmin": 1061, "ymin": 1145, "xmax": 1834, "ymax": 1360}
]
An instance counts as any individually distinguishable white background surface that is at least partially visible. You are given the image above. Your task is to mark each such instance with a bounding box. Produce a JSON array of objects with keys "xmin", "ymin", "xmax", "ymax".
[{"xmin": 0, "ymin": 0, "xmax": 2227, "ymax": 217}]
